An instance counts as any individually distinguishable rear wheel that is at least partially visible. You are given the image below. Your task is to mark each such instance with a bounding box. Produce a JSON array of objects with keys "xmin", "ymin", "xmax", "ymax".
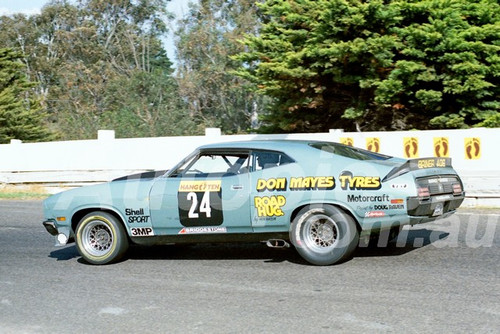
[
  {"xmin": 75, "ymin": 211, "xmax": 128, "ymax": 265},
  {"xmin": 291, "ymin": 205, "xmax": 359, "ymax": 265}
]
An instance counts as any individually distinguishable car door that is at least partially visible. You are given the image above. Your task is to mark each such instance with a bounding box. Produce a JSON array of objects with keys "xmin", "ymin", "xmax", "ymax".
[
  {"xmin": 249, "ymin": 150, "xmax": 295, "ymax": 232},
  {"xmin": 149, "ymin": 150, "xmax": 252, "ymax": 234}
]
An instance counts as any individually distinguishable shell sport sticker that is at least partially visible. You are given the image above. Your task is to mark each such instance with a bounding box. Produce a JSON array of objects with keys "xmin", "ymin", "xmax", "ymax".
[
  {"xmin": 434, "ymin": 137, "xmax": 449, "ymax": 157},
  {"xmin": 464, "ymin": 137, "xmax": 481, "ymax": 160},
  {"xmin": 178, "ymin": 180, "xmax": 223, "ymax": 227},
  {"xmin": 366, "ymin": 138, "xmax": 380, "ymax": 153},
  {"xmin": 403, "ymin": 137, "xmax": 419, "ymax": 158},
  {"xmin": 340, "ymin": 137, "xmax": 354, "ymax": 146}
]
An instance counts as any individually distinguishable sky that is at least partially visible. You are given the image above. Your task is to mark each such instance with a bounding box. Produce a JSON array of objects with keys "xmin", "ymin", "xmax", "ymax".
[{"xmin": 0, "ymin": 0, "xmax": 192, "ymax": 64}]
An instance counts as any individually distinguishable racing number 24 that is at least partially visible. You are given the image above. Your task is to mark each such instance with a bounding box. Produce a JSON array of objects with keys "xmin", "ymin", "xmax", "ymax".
[{"xmin": 187, "ymin": 191, "xmax": 211, "ymax": 218}]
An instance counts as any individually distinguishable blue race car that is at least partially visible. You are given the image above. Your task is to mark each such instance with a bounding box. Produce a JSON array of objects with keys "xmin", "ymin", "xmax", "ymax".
[{"xmin": 42, "ymin": 140, "xmax": 465, "ymax": 265}]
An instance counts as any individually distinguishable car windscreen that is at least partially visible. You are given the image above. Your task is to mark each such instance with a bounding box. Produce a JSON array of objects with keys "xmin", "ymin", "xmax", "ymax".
[{"xmin": 309, "ymin": 142, "xmax": 392, "ymax": 161}]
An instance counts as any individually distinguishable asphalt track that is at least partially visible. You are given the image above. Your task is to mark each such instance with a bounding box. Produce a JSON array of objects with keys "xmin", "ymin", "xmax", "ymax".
[{"xmin": 0, "ymin": 200, "xmax": 499, "ymax": 333}]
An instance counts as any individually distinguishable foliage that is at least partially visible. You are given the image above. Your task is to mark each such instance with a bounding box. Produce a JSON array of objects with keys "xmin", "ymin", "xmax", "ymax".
[
  {"xmin": 175, "ymin": 0, "xmax": 269, "ymax": 133},
  {"xmin": 0, "ymin": 0, "xmax": 201, "ymax": 140},
  {"xmin": 0, "ymin": 48, "xmax": 54, "ymax": 143},
  {"xmin": 235, "ymin": 0, "xmax": 500, "ymax": 132}
]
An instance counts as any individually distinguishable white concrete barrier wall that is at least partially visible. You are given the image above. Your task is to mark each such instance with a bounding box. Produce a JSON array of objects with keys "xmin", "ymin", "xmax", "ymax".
[{"xmin": 0, "ymin": 128, "xmax": 498, "ymax": 206}]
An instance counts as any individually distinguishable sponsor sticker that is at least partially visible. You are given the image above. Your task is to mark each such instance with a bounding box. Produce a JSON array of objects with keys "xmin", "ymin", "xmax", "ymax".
[
  {"xmin": 256, "ymin": 178, "xmax": 287, "ymax": 192},
  {"xmin": 365, "ymin": 211, "xmax": 386, "ymax": 218},
  {"xmin": 347, "ymin": 194, "xmax": 389, "ymax": 202},
  {"xmin": 434, "ymin": 137, "xmax": 449, "ymax": 157},
  {"xmin": 404, "ymin": 137, "xmax": 419, "ymax": 158},
  {"xmin": 366, "ymin": 138, "xmax": 380, "ymax": 153},
  {"xmin": 391, "ymin": 183, "xmax": 408, "ymax": 189},
  {"xmin": 254, "ymin": 195, "xmax": 286, "ymax": 217},
  {"xmin": 125, "ymin": 208, "xmax": 150, "ymax": 224},
  {"xmin": 179, "ymin": 180, "xmax": 221, "ymax": 192},
  {"xmin": 464, "ymin": 137, "xmax": 480, "ymax": 160},
  {"xmin": 130, "ymin": 227, "xmax": 154, "ymax": 236},
  {"xmin": 340, "ymin": 137, "xmax": 354, "ymax": 146},
  {"xmin": 256, "ymin": 176, "xmax": 335, "ymax": 191},
  {"xmin": 339, "ymin": 171, "xmax": 381, "ymax": 190},
  {"xmin": 179, "ymin": 227, "xmax": 227, "ymax": 234},
  {"xmin": 289, "ymin": 176, "xmax": 335, "ymax": 191},
  {"xmin": 178, "ymin": 180, "xmax": 223, "ymax": 227}
]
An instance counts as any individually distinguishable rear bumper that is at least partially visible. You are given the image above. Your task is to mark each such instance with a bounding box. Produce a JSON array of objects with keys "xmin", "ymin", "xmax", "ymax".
[{"xmin": 407, "ymin": 193, "xmax": 464, "ymax": 224}]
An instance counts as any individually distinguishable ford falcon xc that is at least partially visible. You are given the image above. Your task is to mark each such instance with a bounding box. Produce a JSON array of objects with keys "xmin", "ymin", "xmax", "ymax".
[{"xmin": 42, "ymin": 140, "xmax": 465, "ymax": 265}]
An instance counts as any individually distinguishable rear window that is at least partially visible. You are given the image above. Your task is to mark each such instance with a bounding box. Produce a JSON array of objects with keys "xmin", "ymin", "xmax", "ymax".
[{"xmin": 309, "ymin": 142, "xmax": 391, "ymax": 161}]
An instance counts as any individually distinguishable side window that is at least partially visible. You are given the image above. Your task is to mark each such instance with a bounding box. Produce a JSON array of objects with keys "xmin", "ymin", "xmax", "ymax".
[
  {"xmin": 180, "ymin": 153, "xmax": 250, "ymax": 176},
  {"xmin": 252, "ymin": 151, "xmax": 294, "ymax": 171}
]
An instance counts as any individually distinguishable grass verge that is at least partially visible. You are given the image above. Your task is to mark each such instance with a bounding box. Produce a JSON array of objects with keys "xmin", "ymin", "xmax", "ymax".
[{"xmin": 0, "ymin": 184, "xmax": 50, "ymax": 200}]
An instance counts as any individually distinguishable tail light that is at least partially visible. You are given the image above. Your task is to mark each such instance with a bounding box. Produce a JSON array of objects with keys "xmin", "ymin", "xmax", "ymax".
[
  {"xmin": 452, "ymin": 183, "xmax": 463, "ymax": 195},
  {"xmin": 418, "ymin": 186, "xmax": 430, "ymax": 200}
]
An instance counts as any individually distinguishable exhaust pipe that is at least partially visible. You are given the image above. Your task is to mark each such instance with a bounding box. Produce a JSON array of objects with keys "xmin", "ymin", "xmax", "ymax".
[{"xmin": 265, "ymin": 239, "xmax": 290, "ymax": 249}]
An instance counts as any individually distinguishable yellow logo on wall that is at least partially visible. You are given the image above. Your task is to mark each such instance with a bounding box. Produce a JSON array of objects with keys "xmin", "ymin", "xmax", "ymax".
[
  {"xmin": 464, "ymin": 138, "xmax": 481, "ymax": 160},
  {"xmin": 340, "ymin": 137, "xmax": 354, "ymax": 146},
  {"xmin": 403, "ymin": 137, "xmax": 419, "ymax": 158},
  {"xmin": 366, "ymin": 138, "xmax": 380, "ymax": 153},
  {"xmin": 433, "ymin": 137, "xmax": 449, "ymax": 157}
]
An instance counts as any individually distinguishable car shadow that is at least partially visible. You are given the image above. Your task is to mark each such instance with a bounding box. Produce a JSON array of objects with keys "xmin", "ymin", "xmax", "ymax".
[
  {"xmin": 128, "ymin": 243, "xmax": 301, "ymax": 264},
  {"xmin": 48, "ymin": 228, "xmax": 449, "ymax": 265},
  {"xmin": 354, "ymin": 227, "xmax": 449, "ymax": 258},
  {"xmin": 49, "ymin": 245, "xmax": 79, "ymax": 261}
]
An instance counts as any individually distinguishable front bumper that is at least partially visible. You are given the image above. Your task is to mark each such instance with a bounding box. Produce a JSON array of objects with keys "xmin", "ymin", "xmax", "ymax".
[
  {"xmin": 42, "ymin": 219, "xmax": 71, "ymax": 246},
  {"xmin": 43, "ymin": 219, "xmax": 58, "ymax": 236}
]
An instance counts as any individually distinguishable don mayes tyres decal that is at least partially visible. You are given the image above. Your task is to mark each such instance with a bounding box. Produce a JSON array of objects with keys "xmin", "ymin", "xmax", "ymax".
[{"xmin": 178, "ymin": 180, "xmax": 223, "ymax": 227}]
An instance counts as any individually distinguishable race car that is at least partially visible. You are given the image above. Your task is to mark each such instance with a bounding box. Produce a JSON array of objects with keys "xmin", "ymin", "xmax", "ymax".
[{"xmin": 42, "ymin": 140, "xmax": 465, "ymax": 265}]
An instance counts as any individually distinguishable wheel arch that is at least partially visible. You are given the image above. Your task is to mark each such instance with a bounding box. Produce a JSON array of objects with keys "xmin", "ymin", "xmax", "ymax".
[
  {"xmin": 71, "ymin": 207, "xmax": 127, "ymax": 236},
  {"xmin": 289, "ymin": 202, "xmax": 361, "ymax": 232}
]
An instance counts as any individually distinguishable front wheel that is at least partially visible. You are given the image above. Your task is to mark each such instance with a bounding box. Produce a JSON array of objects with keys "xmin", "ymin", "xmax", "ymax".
[
  {"xmin": 75, "ymin": 211, "xmax": 128, "ymax": 265},
  {"xmin": 291, "ymin": 205, "xmax": 359, "ymax": 265}
]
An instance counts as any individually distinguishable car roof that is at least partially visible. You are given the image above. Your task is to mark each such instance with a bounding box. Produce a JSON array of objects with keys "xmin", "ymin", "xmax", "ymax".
[{"xmin": 198, "ymin": 140, "xmax": 321, "ymax": 151}]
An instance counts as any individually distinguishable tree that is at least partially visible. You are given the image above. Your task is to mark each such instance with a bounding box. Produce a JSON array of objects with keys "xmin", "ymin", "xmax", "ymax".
[
  {"xmin": 0, "ymin": 0, "xmax": 199, "ymax": 140},
  {"xmin": 175, "ymin": 0, "xmax": 268, "ymax": 133},
  {"xmin": 0, "ymin": 48, "xmax": 54, "ymax": 143},
  {"xmin": 235, "ymin": 0, "xmax": 500, "ymax": 132}
]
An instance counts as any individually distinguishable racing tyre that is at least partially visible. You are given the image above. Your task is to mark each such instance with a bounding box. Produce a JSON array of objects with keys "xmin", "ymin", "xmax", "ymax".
[
  {"xmin": 291, "ymin": 205, "xmax": 359, "ymax": 265},
  {"xmin": 75, "ymin": 211, "xmax": 128, "ymax": 265}
]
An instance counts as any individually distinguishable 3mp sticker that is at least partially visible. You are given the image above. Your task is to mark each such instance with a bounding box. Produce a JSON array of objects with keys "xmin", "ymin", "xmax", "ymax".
[{"xmin": 178, "ymin": 180, "xmax": 223, "ymax": 227}]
